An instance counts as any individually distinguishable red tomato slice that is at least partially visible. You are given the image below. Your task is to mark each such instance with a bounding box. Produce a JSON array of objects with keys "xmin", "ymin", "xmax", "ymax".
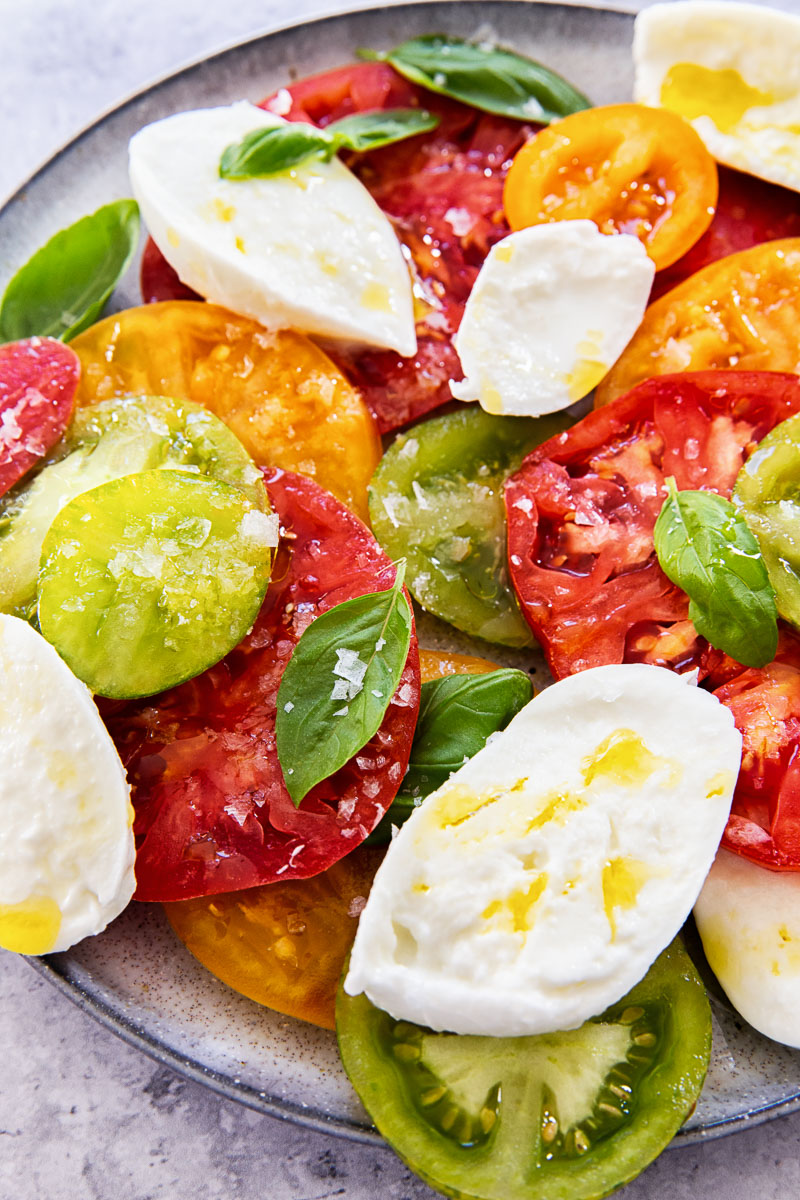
[
  {"xmin": 652, "ymin": 166, "xmax": 800, "ymax": 300},
  {"xmin": 0, "ymin": 338, "xmax": 80, "ymax": 498},
  {"xmin": 505, "ymin": 371, "xmax": 800, "ymax": 680},
  {"xmin": 714, "ymin": 630, "xmax": 800, "ymax": 871},
  {"xmin": 140, "ymin": 235, "xmax": 200, "ymax": 304},
  {"xmin": 105, "ymin": 468, "xmax": 420, "ymax": 902}
]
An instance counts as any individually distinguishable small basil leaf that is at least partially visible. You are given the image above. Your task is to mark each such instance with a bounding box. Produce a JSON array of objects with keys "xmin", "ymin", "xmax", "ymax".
[
  {"xmin": 0, "ymin": 200, "xmax": 140, "ymax": 344},
  {"xmin": 653, "ymin": 478, "xmax": 778, "ymax": 669},
  {"xmin": 328, "ymin": 107, "xmax": 439, "ymax": 152},
  {"xmin": 360, "ymin": 34, "xmax": 591, "ymax": 122},
  {"xmin": 367, "ymin": 667, "xmax": 533, "ymax": 844},
  {"xmin": 219, "ymin": 123, "xmax": 334, "ymax": 179},
  {"xmin": 276, "ymin": 564, "xmax": 413, "ymax": 806}
]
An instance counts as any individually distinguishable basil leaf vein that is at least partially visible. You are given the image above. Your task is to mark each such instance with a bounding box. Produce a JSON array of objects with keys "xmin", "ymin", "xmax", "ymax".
[
  {"xmin": 360, "ymin": 34, "xmax": 591, "ymax": 122},
  {"xmin": 219, "ymin": 108, "xmax": 438, "ymax": 180},
  {"xmin": 653, "ymin": 477, "xmax": 778, "ymax": 668},
  {"xmin": 367, "ymin": 667, "xmax": 533, "ymax": 844},
  {"xmin": 276, "ymin": 563, "xmax": 413, "ymax": 806},
  {"xmin": 0, "ymin": 200, "xmax": 140, "ymax": 344}
]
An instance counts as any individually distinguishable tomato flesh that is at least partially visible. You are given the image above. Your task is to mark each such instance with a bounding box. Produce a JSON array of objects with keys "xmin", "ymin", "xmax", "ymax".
[
  {"xmin": 105, "ymin": 469, "xmax": 420, "ymax": 901},
  {"xmin": 0, "ymin": 337, "xmax": 79, "ymax": 498}
]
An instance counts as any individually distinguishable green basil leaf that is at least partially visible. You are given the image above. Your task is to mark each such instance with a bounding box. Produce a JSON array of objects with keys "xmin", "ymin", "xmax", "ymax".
[
  {"xmin": 219, "ymin": 123, "xmax": 334, "ymax": 179},
  {"xmin": 276, "ymin": 563, "xmax": 413, "ymax": 805},
  {"xmin": 360, "ymin": 34, "xmax": 591, "ymax": 122},
  {"xmin": 367, "ymin": 667, "xmax": 533, "ymax": 844},
  {"xmin": 653, "ymin": 477, "xmax": 778, "ymax": 668},
  {"xmin": 328, "ymin": 107, "xmax": 439, "ymax": 152},
  {"xmin": 0, "ymin": 200, "xmax": 140, "ymax": 344}
]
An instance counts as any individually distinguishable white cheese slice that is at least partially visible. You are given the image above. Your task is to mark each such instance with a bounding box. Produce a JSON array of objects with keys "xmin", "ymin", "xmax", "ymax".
[
  {"xmin": 346, "ymin": 663, "xmax": 740, "ymax": 1036},
  {"xmin": 450, "ymin": 222, "xmax": 654, "ymax": 417},
  {"xmin": 0, "ymin": 614, "xmax": 135, "ymax": 954},
  {"xmin": 634, "ymin": 1, "xmax": 800, "ymax": 193},
  {"xmin": 695, "ymin": 848, "xmax": 800, "ymax": 1048},
  {"xmin": 129, "ymin": 102, "xmax": 417, "ymax": 355}
]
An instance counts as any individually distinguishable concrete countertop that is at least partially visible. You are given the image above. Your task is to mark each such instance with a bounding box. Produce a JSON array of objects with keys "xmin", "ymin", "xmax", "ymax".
[{"xmin": 3, "ymin": 0, "xmax": 800, "ymax": 1196}]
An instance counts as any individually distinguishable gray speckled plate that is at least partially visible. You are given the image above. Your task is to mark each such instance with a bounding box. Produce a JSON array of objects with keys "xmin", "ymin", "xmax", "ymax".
[{"xmin": 6, "ymin": 0, "xmax": 800, "ymax": 1149}]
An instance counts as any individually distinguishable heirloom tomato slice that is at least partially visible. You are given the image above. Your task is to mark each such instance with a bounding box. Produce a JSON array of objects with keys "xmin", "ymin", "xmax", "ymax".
[
  {"xmin": 503, "ymin": 104, "xmax": 717, "ymax": 271},
  {"xmin": 263, "ymin": 62, "xmax": 530, "ymax": 433},
  {"xmin": 70, "ymin": 301, "xmax": 380, "ymax": 521},
  {"xmin": 652, "ymin": 165, "xmax": 800, "ymax": 300},
  {"xmin": 505, "ymin": 370, "xmax": 800, "ymax": 680},
  {"xmin": 595, "ymin": 239, "xmax": 800, "ymax": 408},
  {"xmin": 337, "ymin": 939, "xmax": 710, "ymax": 1200},
  {"xmin": 0, "ymin": 338, "xmax": 79, "ymax": 498},
  {"xmin": 105, "ymin": 469, "xmax": 420, "ymax": 902}
]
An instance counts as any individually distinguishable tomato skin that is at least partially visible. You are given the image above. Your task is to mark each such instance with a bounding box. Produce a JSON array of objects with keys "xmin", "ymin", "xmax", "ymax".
[
  {"xmin": 595, "ymin": 238, "xmax": 800, "ymax": 409},
  {"xmin": 503, "ymin": 104, "xmax": 717, "ymax": 271},
  {"xmin": 0, "ymin": 338, "xmax": 79, "ymax": 498},
  {"xmin": 106, "ymin": 468, "xmax": 420, "ymax": 902},
  {"xmin": 505, "ymin": 371, "xmax": 800, "ymax": 680},
  {"xmin": 261, "ymin": 60, "xmax": 420, "ymax": 125},
  {"xmin": 652, "ymin": 166, "xmax": 800, "ymax": 300}
]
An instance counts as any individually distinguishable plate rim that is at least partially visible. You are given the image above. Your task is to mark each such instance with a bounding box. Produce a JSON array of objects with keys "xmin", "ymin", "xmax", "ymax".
[{"xmin": 6, "ymin": 0, "xmax": 800, "ymax": 1151}]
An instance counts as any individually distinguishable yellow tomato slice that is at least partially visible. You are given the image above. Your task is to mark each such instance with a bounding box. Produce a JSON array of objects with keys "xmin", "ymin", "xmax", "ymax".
[
  {"xmin": 503, "ymin": 104, "xmax": 718, "ymax": 271},
  {"xmin": 70, "ymin": 301, "xmax": 381, "ymax": 520},
  {"xmin": 164, "ymin": 649, "xmax": 499, "ymax": 1029},
  {"xmin": 595, "ymin": 238, "xmax": 800, "ymax": 407}
]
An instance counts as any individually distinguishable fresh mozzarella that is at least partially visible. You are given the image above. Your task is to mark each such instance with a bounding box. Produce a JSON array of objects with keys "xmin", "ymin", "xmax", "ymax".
[
  {"xmin": 0, "ymin": 614, "xmax": 135, "ymax": 954},
  {"xmin": 695, "ymin": 849, "xmax": 800, "ymax": 1048},
  {"xmin": 450, "ymin": 222, "xmax": 654, "ymax": 417},
  {"xmin": 129, "ymin": 102, "xmax": 417, "ymax": 356},
  {"xmin": 345, "ymin": 663, "xmax": 740, "ymax": 1036},
  {"xmin": 634, "ymin": 1, "xmax": 800, "ymax": 193}
]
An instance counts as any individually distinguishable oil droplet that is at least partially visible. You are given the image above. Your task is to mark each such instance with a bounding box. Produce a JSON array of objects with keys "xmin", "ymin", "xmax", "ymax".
[
  {"xmin": 0, "ymin": 896, "xmax": 61, "ymax": 954},
  {"xmin": 660, "ymin": 63, "xmax": 774, "ymax": 135},
  {"xmin": 705, "ymin": 770, "xmax": 732, "ymax": 799},
  {"xmin": 234, "ymin": 236, "xmax": 246, "ymax": 254},
  {"xmin": 480, "ymin": 384, "xmax": 504, "ymax": 415},
  {"xmin": 166, "ymin": 226, "xmax": 180, "ymax": 248},
  {"xmin": 526, "ymin": 789, "xmax": 586, "ymax": 833},
  {"xmin": 582, "ymin": 728, "xmax": 679, "ymax": 788},
  {"xmin": 213, "ymin": 198, "xmax": 237, "ymax": 222},
  {"xmin": 602, "ymin": 858, "xmax": 652, "ymax": 938},
  {"xmin": 483, "ymin": 872, "xmax": 548, "ymax": 932},
  {"xmin": 360, "ymin": 281, "xmax": 392, "ymax": 313},
  {"xmin": 494, "ymin": 242, "xmax": 515, "ymax": 264}
]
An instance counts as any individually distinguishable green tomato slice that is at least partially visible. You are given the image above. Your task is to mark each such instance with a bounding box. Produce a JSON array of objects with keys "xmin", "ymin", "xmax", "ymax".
[
  {"xmin": 0, "ymin": 393, "xmax": 266, "ymax": 619},
  {"xmin": 369, "ymin": 408, "xmax": 570, "ymax": 648},
  {"xmin": 734, "ymin": 412, "xmax": 800, "ymax": 630},
  {"xmin": 337, "ymin": 939, "xmax": 710, "ymax": 1200},
  {"xmin": 38, "ymin": 469, "xmax": 275, "ymax": 698}
]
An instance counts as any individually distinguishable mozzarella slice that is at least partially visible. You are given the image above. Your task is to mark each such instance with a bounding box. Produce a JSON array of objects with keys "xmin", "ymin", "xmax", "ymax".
[
  {"xmin": 346, "ymin": 663, "xmax": 740, "ymax": 1036},
  {"xmin": 0, "ymin": 614, "xmax": 135, "ymax": 954},
  {"xmin": 129, "ymin": 102, "xmax": 417, "ymax": 355},
  {"xmin": 450, "ymin": 222, "xmax": 654, "ymax": 417},
  {"xmin": 634, "ymin": 1, "xmax": 800, "ymax": 193},
  {"xmin": 695, "ymin": 849, "xmax": 800, "ymax": 1048}
]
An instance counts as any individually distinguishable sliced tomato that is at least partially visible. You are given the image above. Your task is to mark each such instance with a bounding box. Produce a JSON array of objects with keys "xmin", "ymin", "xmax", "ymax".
[
  {"xmin": 262, "ymin": 62, "xmax": 530, "ymax": 432},
  {"xmin": 503, "ymin": 104, "xmax": 717, "ymax": 271},
  {"xmin": 652, "ymin": 166, "xmax": 800, "ymax": 300},
  {"xmin": 714, "ymin": 630, "xmax": 800, "ymax": 870},
  {"xmin": 505, "ymin": 371, "xmax": 800, "ymax": 680},
  {"xmin": 140, "ymin": 235, "xmax": 200, "ymax": 304},
  {"xmin": 0, "ymin": 338, "xmax": 79, "ymax": 498},
  {"xmin": 105, "ymin": 468, "xmax": 420, "ymax": 902}
]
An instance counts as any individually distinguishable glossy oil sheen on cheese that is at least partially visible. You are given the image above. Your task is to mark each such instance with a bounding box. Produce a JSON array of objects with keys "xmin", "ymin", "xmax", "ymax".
[
  {"xmin": 0, "ymin": 614, "xmax": 135, "ymax": 954},
  {"xmin": 345, "ymin": 663, "xmax": 741, "ymax": 1036},
  {"xmin": 129, "ymin": 103, "xmax": 417, "ymax": 355},
  {"xmin": 634, "ymin": 1, "xmax": 800, "ymax": 193},
  {"xmin": 450, "ymin": 222, "xmax": 654, "ymax": 417}
]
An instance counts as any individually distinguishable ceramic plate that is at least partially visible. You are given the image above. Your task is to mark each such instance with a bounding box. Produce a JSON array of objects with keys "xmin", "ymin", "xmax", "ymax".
[{"xmin": 5, "ymin": 0, "xmax": 800, "ymax": 1148}]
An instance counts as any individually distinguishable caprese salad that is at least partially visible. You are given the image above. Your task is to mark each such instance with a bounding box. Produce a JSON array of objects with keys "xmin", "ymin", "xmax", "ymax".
[{"xmin": 3, "ymin": 1, "xmax": 800, "ymax": 1197}]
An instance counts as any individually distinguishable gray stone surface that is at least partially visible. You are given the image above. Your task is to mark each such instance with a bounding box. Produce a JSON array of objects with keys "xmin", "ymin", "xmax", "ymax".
[{"xmin": 4, "ymin": 0, "xmax": 800, "ymax": 1197}]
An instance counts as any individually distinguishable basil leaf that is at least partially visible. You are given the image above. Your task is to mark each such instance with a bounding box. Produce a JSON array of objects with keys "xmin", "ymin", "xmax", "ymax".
[
  {"xmin": 367, "ymin": 668, "xmax": 533, "ymax": 844},
  {"xmin": 0, "ymin": 199, "xmax": 140, "ymax": 344},
  {"xmin": 276, "ymin": 563, "xmax": 413, "ymax": 806},
  {"xmin": 361, "ymin": 34, "xmax": 591, "ymax": 122},
  {"xmin": 328, "ymin": 107, "xmax": 439, "ymax": 152},
  {"xmin": 219, "ymin": 123, "xmax": 334, "ymax": 179},
  {"xmin": 653, "ymin": 478, "xmax": 778, "ymax": 668}
]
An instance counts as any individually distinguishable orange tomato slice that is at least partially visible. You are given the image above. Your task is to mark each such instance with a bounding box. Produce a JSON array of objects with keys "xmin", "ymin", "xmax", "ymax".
[
  {"xmin": 70, "ymin": 301, "xmax": 381, "ymax": 521},
  {"xmin": 594, "ymin": 238, "xmax": 800, "ymax": 407},
  {"xmin": 164, "ymin": 648, "xmax": 500, "ymax": 1029},
  {"xmin": 503, "ymin": 104, "xmax": 718, "ymax": 271}
]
